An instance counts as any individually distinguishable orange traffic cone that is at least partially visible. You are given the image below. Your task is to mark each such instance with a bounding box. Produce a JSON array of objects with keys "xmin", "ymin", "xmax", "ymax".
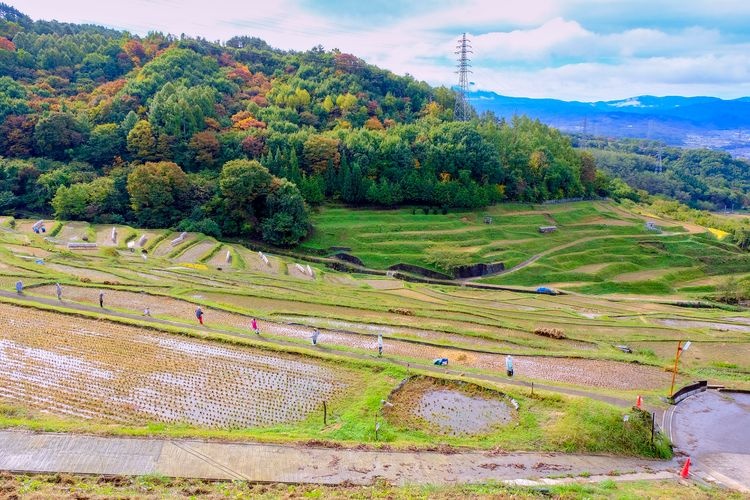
[
  {"xmin": 680, "ymin": 457, "xmax": 691, "ymax": 479},
  {"xmin": 636, "ymin": 395, "xmax": 642, "ymax": 408}
]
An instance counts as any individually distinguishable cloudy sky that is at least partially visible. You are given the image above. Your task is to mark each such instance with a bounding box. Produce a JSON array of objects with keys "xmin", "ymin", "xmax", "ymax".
[{"xmin": 12, "ymin": 0, "xmax": 750, "ymax": 101}]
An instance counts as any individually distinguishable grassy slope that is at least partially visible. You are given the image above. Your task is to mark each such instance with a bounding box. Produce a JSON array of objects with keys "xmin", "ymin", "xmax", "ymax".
[
  {"xmin": 2, "ymin": 473, "xmax": 739, "ymax": 499},
  {"xmin": 303, "ymin": 201, "xmax": 750, "ymax": 296}
]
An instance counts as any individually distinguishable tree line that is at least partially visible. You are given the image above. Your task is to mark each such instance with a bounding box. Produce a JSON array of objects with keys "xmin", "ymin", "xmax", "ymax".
[{"xmin": 1, "ymin": 4, "xmax": 624, "ymax": 245}]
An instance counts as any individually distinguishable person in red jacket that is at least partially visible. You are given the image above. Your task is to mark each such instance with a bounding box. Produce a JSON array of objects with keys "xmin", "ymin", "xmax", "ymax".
[{"xmin": 195, "ymin": 307, "xmax": 204, "ymax": 325}]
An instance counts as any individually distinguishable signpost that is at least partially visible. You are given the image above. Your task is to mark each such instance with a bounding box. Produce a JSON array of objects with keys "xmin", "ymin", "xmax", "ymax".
[{"xmin": 669, "ymin": 340, "xmax": 691, "ymax": 398}]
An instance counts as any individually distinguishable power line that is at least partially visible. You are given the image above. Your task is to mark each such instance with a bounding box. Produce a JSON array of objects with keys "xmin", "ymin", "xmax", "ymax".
[{"xmin": 454, "ymin": 33, "xmax": 472, "ymax": 122}]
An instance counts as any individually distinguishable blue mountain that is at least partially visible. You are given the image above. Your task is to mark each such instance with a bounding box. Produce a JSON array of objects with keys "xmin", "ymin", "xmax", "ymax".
[{"xmin": 468, "ymin": 91, "xmax": 750, "ymax": 157}]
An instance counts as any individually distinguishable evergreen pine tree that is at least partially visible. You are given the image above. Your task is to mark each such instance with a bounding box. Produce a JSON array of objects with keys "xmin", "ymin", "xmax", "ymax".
[
  {"xmin": 288, "ymin": 148, "xmax": 302, "ymax": 185},
  {"xmin": 350, "ymin": 162, "xmax": 365, "ymax": 204}
]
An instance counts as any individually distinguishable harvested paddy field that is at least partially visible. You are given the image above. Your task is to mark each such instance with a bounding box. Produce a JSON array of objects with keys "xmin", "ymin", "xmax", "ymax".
[
  {"xmin": 3, "ymin": 244, "xmax": 52, "ymax": 258},
  {"xmin": 93, "ymin": 225, "xmax": 130, "ymax": 247},
  {"xmin": 45, "ymin": 264, "xmax": 131, "ymax": 283},
  {"xmin": 150, "ymin": 233, "xmax": 195, "ymax": 257},
  {"xmin": 658, "ymin": 318, "xmax": 750, "ymax": 332},
  {"xmin": 0, "ymin": 303, "xmax": 354, "ymax": 427},
  {"xmin": 174, "ymin": 240, "xmax": 217, "ymax": 263},
  {"xmin": 29, "ymin": 286, "xmax": 668, "ymax": 389},
  {"xmin": 207, "ymin": 246, "xmax": 235, "ymax": 268},
  {"xmin": 631, "ymin": 341, "xmax": 750, "ymax": 371}
]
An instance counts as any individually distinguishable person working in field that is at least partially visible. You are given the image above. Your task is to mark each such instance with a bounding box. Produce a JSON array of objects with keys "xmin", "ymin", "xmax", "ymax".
[
  {"xmin": 506, "ymin": 354, "xmax": 514, "ymax": 377},
  {"xmin": 195, "ymin": 307, "xmax": 204, "ymax": 325},
  {"xmin": 377, "ymin": 332, "xmax": 383, "ymax": 356},
  {"xmin": 251, "ymin": 317, "xmax": 259, "ymax": 335},
  {"xmin": 99, "ymin": 291, "xmax": 104, "ymax": 308},
  {"xmin": 311, "ymin": 328, "xmax": 319, "ymax": 345},
  {"xmin": 15, "ymin": 280, "xmax": 22, "ymax": 295},
  {"xmin": 55, "ymin": 282, "xmax": 62, "ymax": 301}
]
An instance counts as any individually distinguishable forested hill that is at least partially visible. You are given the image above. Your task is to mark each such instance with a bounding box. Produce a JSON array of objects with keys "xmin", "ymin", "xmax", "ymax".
[
  {"xmin": 573, "ymin": 136, "xmax": 750, "ymax": 211},
  {"xmin": 1, "ymin": 4, "xmax": 610, "ymax": 245}
]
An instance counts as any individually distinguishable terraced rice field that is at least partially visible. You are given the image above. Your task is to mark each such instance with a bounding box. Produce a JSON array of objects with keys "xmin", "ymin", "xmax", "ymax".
[
  {"xmin": 174, "ymin": 241, "xmax": 217, "ymax": 263},
  {"xmin": 0, "ymin": 303, "xmax": 353, "ymax": 427},
  {"xmin": 30, "ymin": 285, "xmax": 671, "ymax": 390}
]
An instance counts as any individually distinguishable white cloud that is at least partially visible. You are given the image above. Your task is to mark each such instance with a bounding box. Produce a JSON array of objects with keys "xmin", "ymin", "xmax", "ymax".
[
  {"xmin": 471, "ymin": 53, "xmax": 750, "ymax": 101},
  {"xmin": 473, "ymin": 18, "xmax": 589, "ymax": 60},
  {"xmin": 8, "ymin": 0, "xmax": 750, "ymax": 100}
]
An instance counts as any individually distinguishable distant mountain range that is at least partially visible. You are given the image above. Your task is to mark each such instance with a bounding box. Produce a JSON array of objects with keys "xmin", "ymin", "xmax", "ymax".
[{"xmin": 469, "ymin": 91, "xmax": 750, "ymax": 158}]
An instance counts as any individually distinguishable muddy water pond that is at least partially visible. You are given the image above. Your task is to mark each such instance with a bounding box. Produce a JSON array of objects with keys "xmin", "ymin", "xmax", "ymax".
[
  {"xmin": 386, "ymin": 377, "xmax": 516, "ymax": 436},
  {"xmin": 416, "ymin": 390, "xmax": 515, "ymax": 435}
]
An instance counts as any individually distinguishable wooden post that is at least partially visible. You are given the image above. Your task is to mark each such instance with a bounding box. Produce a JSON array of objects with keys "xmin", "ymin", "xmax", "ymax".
[
  {"xmin": 669, "ymin": 340, "xmax": 682, "ymax": 398},
  {"xmin": 531, "ymin": 382, "xmax": 534, "ymax": 396},
  {"xmin": 651, "ymin": 412, "xmax": 655, "ymax": 444},
  {"xmin": 323, "ymin": 400, "xmax": 327, "ymax": 426}
]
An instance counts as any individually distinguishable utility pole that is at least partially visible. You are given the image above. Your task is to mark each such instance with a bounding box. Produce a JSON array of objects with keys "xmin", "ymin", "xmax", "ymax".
[{"xmin": 454, "ymin": 33, "xmax": 472, "ymax": 121}]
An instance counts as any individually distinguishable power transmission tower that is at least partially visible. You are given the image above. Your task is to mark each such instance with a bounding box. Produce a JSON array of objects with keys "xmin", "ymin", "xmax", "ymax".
[{"xmin": 454, "ymin": 33, "xmax": 472, "ymax": 121}]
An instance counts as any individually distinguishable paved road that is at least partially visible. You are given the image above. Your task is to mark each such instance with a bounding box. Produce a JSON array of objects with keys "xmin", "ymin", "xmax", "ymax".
[
  {"xmin": 0, "ymin": 430, "xmax": 675, "ymax": 485},
  {"xmin": 669, "ymin": 390, "xmax": 750, "ymax": 493}
]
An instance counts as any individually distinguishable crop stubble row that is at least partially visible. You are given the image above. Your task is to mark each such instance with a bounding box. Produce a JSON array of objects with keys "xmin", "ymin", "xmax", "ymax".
[{"xmin": 0, "ymin": 304, "xmax": 349, "ymax": 428}]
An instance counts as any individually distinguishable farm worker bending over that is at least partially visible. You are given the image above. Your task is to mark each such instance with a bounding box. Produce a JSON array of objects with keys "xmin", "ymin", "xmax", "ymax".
[
  {"xmin": 195, "ymin": 307, "xmax": 204, "ymax": 325},
  {"xmin": 378, "ymin": 333, "xmax": 383, "ymax": 356},
  {"xmin": 251, "ymin": 317, "xmax": 259, "ymax": 334},
  {"xmin": 506, "ymin": 355, "xmax": 514, "ymax": 377},
  {"xmin": 55, "ymin": 283, "xmax": 62, "ymax": 301},
  {"xmin": 15, "ymin": 280, "xmax": 22, "ymax": 294},
  {"xmin": 143, "ymin": 307, "xmax": 151, "ymax": 317},
  {"xmin": 99, "ymin": 291, "xmax": 104, "ymax": 308},
  {"xmin": 311, "ymin": 328, "xmax": 320, "ymax": 346}
]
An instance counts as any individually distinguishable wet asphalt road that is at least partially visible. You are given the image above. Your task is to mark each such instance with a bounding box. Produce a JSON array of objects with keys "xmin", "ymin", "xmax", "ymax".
[{"xmin": 670, "ymin": 390, "xmax": 750, "ymax": 492}]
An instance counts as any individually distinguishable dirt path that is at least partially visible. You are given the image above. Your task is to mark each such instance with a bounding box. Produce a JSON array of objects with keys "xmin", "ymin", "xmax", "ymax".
[{"xmin": 0, "ymin": 430, "xmax": 676, "ymax": 485}]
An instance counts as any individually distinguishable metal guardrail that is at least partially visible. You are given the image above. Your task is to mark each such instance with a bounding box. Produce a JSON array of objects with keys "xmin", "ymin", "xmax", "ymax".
[{"xmin": 670, "ymin": 380, "xmax": 708, "ymax": 404}]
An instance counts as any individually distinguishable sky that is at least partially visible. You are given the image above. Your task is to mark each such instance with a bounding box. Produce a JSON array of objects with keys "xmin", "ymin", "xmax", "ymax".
[{"xmin": 11, "ymin": 0, "xmax": 750, "ymax": 101}]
